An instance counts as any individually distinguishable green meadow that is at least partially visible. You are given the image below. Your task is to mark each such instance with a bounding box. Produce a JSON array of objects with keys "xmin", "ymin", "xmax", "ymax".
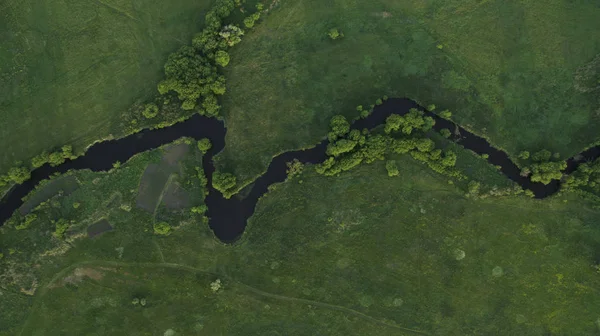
[
  {"xmin": 0, "ymin": 0, "xmax": 213, "ymax": 172},
  {"xmin": 216, "ymin": 0, "xmax": 600, "ymax": 186},
  {"xmin": 2, "ymin": 0, "xmax": 600, "ymax": 334},
  {"xmin": 2, "ymin": 136, "xmax": 600, "ymax": 335}
]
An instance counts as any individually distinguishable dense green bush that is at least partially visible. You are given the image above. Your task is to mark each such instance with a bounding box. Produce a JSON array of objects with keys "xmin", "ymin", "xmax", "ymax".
[
  {"xmin": 563, "ymin": 158, "xmax": 600, "ymax": 192},
  {"xmin": 215, "ymin": 50, "xmax": 230, "ymax": 67},
  {"xmin": 327, "ymin": 115, "xmax": 350, "ymax": 141},
  {"xmin": 326, "ymin": 139, "xmax": 358, "ymax": 157},
  {"xmin": 521, "ymin": 149, "xmax": 566, "ymax": 185},
  {"xmin": 316, "ymin": 101, "xmax": 458, "ymax": 179},
  {"xmin": 439, "ymin": 110, "xmax": 452, "ymax": 119},
  {"xmin": 53, "ymin": 218, "xmax": 70, "ymax": 239},
  {"xmin": 384, "ymin": 109, "xmax": 434, "ymax": 135},
  {"xmin": 244, "ymin": 12, "xmax": 261, "ymax": 28},
  {"xmin": 212, "ymin": 172, "xmax": 237, "ymax": 196},
  {"xmin": 191, "ymin": 205, "xmax": 208, "ymax": 215},
  {"xmin": 286, "ymin": 159, "xmax": 304, "ymax": 179},
  {"xmin": 327, "ymin": 28, "xmax": 343, "ymax": 40},
  {"xmin": 158, "ymin": 46, "xmax": 223, "ymax": 111},
  {"xmin": 6, "ymin": 166, "xmax": 31, "ymax": 184},
  {"xmin": 31, "ymin": 152, "xmax": 50, "ymax": 168},
  {"xmin": 197, "ymin": 138, "xmax": 212, "ymax": 154},
  {"xmin": 143, "ymin": 103, "xmax": 159, "ymax": 119},
  {"xmin": 518, "ymin": 151, "xmax": 530, "ymax": 160},
  {"xmin": 153, "ymin": 222, "xmax": 172, "ymax": 236},
  {"xmin": 385, "ymin": 160, "xmax": 399, "ymax": 177}
]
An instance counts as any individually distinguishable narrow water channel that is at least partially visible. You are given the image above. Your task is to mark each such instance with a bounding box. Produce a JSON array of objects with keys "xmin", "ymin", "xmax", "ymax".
[{"xmin": 1, "ymin": 98, "xmax": 598, "ymax": 242}]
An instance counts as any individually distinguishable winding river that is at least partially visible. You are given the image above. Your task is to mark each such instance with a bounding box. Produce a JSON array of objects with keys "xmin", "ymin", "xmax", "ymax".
[{"xmin": 1, "ymin": 98, "xmax": 598, "ymax": 242}]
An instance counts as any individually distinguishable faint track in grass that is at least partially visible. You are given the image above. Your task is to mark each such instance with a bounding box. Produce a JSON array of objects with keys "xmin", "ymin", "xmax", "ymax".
[
  {"xmin": 231, "ymin": 279, "xmax": 429, "ymax": 335},
  {"xmin": 29, "ymin": 259, "xmax": 427, "ymax": 335}
]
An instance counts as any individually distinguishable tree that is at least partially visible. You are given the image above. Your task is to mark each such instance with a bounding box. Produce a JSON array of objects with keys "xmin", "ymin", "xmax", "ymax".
[
  {"xmin": 201, "ymin": 94, "xmax": 221, "ymax": 117},
  {"xmin": 197, "ymin": 138, "xmax": 212, "ymax": 154},
  {"xmin": 217, "ymin": 24, "xmax": 244, "ymax": 47},
  {"xmin": 439, "ymin": 110, "xmax": 452, "ymax": 119},
  {"xmin": 384, "ymin": 109, "xmax": 432, "ymax": 135},
  {"xmin": 53, "ymin": 218, "xmax": 70, "ymax": 239},
  {"xmin": 440, "ymin": 128, "xmax": 451, "ymax": 138},
  {"xmin": 31, "ymin": 152, "xmax": 50, "ymax": 168},
  {"xmin": 427, "ymin": 104, "xmax": 436, "ymax": 111},
  {"xmin": 48, "ymin": 152, "xmax": 65, "ymax": 166},
  {"xmin": 215, "ymin": 50, "xmax": 230, "ymax": 67},
  {"xmin": 326, "ymin": 139, "xmax": 357, "ymax": 157},
  {"xmin": 532, "ymin": 149, "xmax": 552, "ymax": 162},
  {"xmin": 328, "ymin": 115, "xmax": 350, "ymax": 140},
  {"xmin": 191, "ymin": 205, "xmax": 208, "ymax": 214},
  {"xmin": 286, "ymin": 159, "xmax": 304, "ymax": 179},
  {"xmin": 328, "ymin": 28, "xmax": 343, "ymax": 40},
  {"xmin": 518, "ymin": 151, "xmax": 530, "ymax": 160},
  {"xmin": 7, "ymin": 166, "xmax": 31, "ymax": 184},
  {"xmin": 143, "ymin": 103, "xmax": 159, "ymax": 119},
  {"xmin": 360, "ymin": 135, "xmax": 390, "ymax": 163},
  {"xmin": 16, "ymin": 214, "xmax": 37, "ymax": 230},
  {"xmin": 158, "ymin": 46, "xmax": 222, "ymax": 111},
  {"xmin": 415, "ymin": 138, "xmax": 435, "ymax": 153},
  {"xmin": 153, "ymin": 222, "xmax": 172, "ymax": 236},
  {"xmin": 440, "ymin": 151, "xmax": 457, "ymax": 167},
  {"xmin": 315, "ymin": 157, "xmax": 335, "ymax": 175},
  {"xmin": 212, "ymin": 172, "xmax": 237, "ymax": 195},
  {"xmin": 244, "ymin": 12, "xmax": 260, "ymax": 28},
  {"xmin": 529, "ymin": 161, "xmax": 566, "ymax": 185},
  {"xmin": 386, "ymin": 160, "xmax": 399, "ymax": 177},
  {"xmin": 211, "ymin": 279, "xmax": 222, "ymax": 292}
]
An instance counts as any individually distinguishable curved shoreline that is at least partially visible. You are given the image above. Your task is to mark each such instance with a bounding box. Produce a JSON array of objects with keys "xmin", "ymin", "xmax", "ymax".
[{"xmin": 1, "ymin": 98, "xmax": 599, "ymax": 242}]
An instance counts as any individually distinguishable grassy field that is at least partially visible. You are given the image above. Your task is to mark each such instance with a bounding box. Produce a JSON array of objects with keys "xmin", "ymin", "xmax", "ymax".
[
  {"xmin": 2, "ymin": 136, "xmax": 600, "ymax": 334},
  {"xmin": 216, "ymin": 0, "xmax": 600, "ymax": 186},
  {"xmin": 0, "ymin": 138, "xmax": 207, "ymax": 334},
  {"xmin": 0, "ymin": 0, "xmax": 214, "ymax": 172},
  {"xmin": 229, "ymin": 160, "xmax": 600, "ymax": 335}
]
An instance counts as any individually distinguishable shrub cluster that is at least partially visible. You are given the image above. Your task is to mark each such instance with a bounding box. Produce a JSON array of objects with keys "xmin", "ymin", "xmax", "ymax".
[
  {"xmin": 0, "ymin": 145, "xmax": 74, "ymax": 186},
  {"xmin": 316, "ymin": 108, "xmax": 459, "ymax": 178},
  {"xmin": 158, "ymin": 0, "xmax": 261, "ymax": 113},
  {"xmin": 520, "ymin": 149, "xmax": 566, "ymax": 185},
  {"xmin": 563, "ymin": 157, "xmax": 600, "ymax": 192}
]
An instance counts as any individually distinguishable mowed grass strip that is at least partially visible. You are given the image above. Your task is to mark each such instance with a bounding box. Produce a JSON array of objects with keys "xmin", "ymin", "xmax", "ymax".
[
  {"xmin": 0, "ymin": 0, "xmax": 213, "ymax": 172},
  {"xmin": 216, "ymin": 0, "xmax": 600, "ymax": 186}
]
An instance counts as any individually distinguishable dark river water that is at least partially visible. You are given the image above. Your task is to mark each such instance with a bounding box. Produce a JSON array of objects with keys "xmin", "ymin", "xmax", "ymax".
[{"xmin": 1, "ymin": 98, "xmax": 598, "ymax": 242}]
